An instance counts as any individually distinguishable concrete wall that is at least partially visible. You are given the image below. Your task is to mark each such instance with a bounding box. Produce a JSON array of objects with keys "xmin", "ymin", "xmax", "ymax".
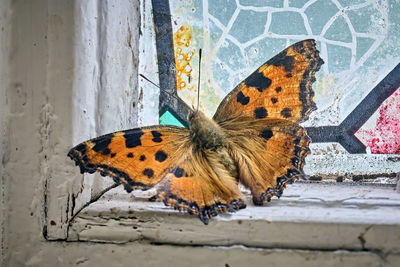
[
  {"xmin": 0, "ymin": 1, "xmax": 399, "ymax": 266},
  {"xmin": 0, "ymin": 0, "xmax": 10, "ymax": 263}
]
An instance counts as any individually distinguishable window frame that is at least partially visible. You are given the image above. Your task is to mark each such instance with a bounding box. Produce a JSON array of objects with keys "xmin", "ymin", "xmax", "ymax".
[{"xmin": 46, "ymin": 1, "xmax": 400, "ymax": 251}]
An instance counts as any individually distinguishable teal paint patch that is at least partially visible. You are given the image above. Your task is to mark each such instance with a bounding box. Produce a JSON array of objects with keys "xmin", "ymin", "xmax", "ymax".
[
  {"xmin": 239, "ymin": 0, "xmax": 282, "ymax": 8},
  {"xmin": 305, "ymin": 0, "xmax": 338, "ymax": 35},
  {"xmin": 269, "ymin": 12, "xmax": 307, "ymax": 35},
  {"xmin": 159, "ymin": 110, "xmax": 186, "ymax": 127},
  {"xmin": 356, "ymin": 37, "xmax": 375, "ymax": 62},
  {"xmin": 229, "ymin": 10, "xmax": 268, "ymax": 43},
  {"xmin": 209, "ymin": 0, "xmax": 237, "ymax": 26},
  {"xmin": 217, "ymin": 38, "xmax": 246, "ymax": 71},
  {"xmin": 327, "ymin": 44, "xmax": 352, "ymax": 73}
]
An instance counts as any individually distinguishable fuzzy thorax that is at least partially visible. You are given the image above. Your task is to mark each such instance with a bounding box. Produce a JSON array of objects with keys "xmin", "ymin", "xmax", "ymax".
[{"xmin": 188, "ymin": 110, "xmax": 227, "ymax": 151}]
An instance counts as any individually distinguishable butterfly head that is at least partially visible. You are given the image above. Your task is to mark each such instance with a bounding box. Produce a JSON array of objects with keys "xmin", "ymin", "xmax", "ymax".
[{"xmin": 187, "ymin": 108, "xmax": 202, "ymax": 126}]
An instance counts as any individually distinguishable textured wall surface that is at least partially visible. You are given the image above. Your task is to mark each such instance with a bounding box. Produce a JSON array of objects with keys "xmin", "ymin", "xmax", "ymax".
[{"xmin": 1, "ymin": 0, "xmax": 399, "ymax": 266}]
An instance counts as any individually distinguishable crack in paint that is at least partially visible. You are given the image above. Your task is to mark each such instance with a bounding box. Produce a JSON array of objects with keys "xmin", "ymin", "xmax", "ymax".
[{"xmin": 357, "ymin": 225, "xmax": 373, "ymax": 251}]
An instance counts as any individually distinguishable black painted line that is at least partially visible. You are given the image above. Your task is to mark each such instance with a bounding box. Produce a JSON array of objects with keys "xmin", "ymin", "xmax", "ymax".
[
  {"xmin": 152, "ymin": 0, "xmax": 176, "ymax": 93},
  {"xmin": 152, "ymin": 0, "xmax": 191, "ymax": 126}
]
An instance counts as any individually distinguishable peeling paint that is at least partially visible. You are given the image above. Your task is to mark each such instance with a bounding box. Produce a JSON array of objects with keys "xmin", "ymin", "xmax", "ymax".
[{"xmin": 173, "ymin": 24, "xmax": 195, "ymax": 93}]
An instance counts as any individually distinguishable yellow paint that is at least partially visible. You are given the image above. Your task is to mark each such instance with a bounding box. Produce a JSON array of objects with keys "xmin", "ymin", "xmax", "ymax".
[
  {"xmin": 173, "ymin": 25, "xmax": 195, "ymax": 93},
  {"xmin": 172, "ymin": 20, "xmax": 226, "ymax": 116}
]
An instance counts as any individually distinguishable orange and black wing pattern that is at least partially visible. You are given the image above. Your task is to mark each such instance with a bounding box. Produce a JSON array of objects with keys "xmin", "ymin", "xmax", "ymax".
[
  {"xmin": 156, "ymin": 150, "xmax": 246, "ymax": 225},
  {"xmin": 213, "ymin": 39, "xmax": 323, "ymax": 123},
  {"xmin": 68, "ymin": 125, "xmax": 246, "ymax": 224},
  {"xmin": 216, "ymin": 39, "xmax": 323, "ymax": 205},
  {"xmin": 68, "ymin": 125, "xmax": 189, "ymax": 192},
  {"xmin": 221, "ymin": 118, "xmax": 311, "ymax": 205}
]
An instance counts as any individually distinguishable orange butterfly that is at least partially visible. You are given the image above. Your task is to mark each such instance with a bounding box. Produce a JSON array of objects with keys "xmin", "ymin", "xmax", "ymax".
[{"xmin": 68, "ymin": 39, "xmax": 323, "ymax": 224}]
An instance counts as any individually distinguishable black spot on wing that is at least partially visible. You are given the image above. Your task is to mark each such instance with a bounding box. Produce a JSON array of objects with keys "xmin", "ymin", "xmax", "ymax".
[
  {"xmin": 125, "ymin": 130, "xmax": 144, "ymax": 148},
  {"xmin": 92, "ymin": 136, "xmax": 112, "ymax": 155},
  {"xmin": 173, "ymin": 167, "xmax": 184, "ymax": 178},
  {"xmin": 245, "ymin": 72, "xmax": 272, "ymax": 92},
  {"xmin": 155, "ymin": 150, "xmax": 168, "ymax": 162},
  {"xmin": 281, "ymin": 108, "xmax": 292, "ymax": 118},
  {"xmin": 127, "ymin": 152, "xmax": 134, "ymax": 158},
  {"xmin": 275, "ymin": 86, "xmax": 282, "ymax": 93},
  {"xmin": 140, "ymin": 155, "xmax": 146, "ymax": 161},
  {"xmin": 236, "ymin": 91, "xmax": 250, "ymax": 105},
  {"xmin": 254, "ymin": 107, "xmax": 268, "ymax": 119},
  {"xmin": 110, "ymin": 153, "xmax": 116, "ymax": 158},
  {"xmin": 102, "ymin": 148, "xmax": 111, "ymax": 155},
  {"xmin": 143, "ymin": 168, "xmax": 154, "ymax": 178},
  {"xmin": 269, "ymin": 51, "xmax": 295, "ymax": 73},
  {"xmin": 271, "ymin": 97, "xmax": 278, "ymax": 104},
  {"xmin": 151, "ymin": 131, "xmax": 163, "ymax": 143},
  {"xmin": 260, "ymin": 129, "xmax": 273, "ymax": 140}
]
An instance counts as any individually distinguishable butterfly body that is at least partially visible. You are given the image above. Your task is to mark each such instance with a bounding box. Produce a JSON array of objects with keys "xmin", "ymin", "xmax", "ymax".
[
  {"xmin": 69, "ymin": 39, "xmax": 324, "ymax": 225},
  {"xmin": 188, "ymin": 109, "xmax": 228, "ymax": 151}
]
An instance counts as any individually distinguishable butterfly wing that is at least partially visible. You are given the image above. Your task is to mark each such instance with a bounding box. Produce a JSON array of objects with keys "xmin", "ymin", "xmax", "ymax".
[
  {"xmin": 156, "ymin": 148, "xmax": 246, "ymax": 225},
  {"xmin": 69, "ymin": 125, "xmax": 245, "ymax": 224},
  {"xmin": 68, "ymin": 125, "xmax": 190, "ymax": 192},
  {"xmin": 213, "ymin": 39, "xmax": 323, "ymax": 123},
  {"xmin": 213, "ymin": 39, "xmax": 323, "ymax": 204},
  {"xmin": 220, "ymin": 117, "xmax": 311, "ymax": 204}
]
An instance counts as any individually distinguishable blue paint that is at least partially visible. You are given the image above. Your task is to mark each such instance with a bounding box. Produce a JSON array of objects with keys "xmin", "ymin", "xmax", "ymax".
[{"xmin": 160, "ymin": 110, "xmax": 185, "ymax": 127}]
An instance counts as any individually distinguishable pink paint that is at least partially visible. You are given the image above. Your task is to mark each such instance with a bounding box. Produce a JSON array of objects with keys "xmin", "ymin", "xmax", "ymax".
[{"xmin": 356, "ymin": 88, "xmax": 400, "ymax": 154}]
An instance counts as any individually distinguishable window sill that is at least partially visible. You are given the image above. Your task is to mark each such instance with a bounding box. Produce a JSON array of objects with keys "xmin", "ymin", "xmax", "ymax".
[{"xmin": 67, "ymin": 182, "xmax": 400, "ymax": 254}]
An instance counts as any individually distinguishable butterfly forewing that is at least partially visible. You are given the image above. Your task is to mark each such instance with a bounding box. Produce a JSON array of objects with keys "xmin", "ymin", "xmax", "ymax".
[
  {"xmin": 68, "ymin": 125, "xmax": 190, "ymax": 191},
  {"xmin": 213, "ymin": 39, "xmax": 323, "ymax": 123}
]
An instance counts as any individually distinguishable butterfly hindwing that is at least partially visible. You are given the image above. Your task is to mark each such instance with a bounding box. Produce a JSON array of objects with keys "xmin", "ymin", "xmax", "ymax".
[
  {"xmin": 156, "ymin": 149, "xmax": 246, "ymax": 224},
  {"xmin": 221, "ymin": 117, "xmax": 311, "ymax": 204},
  {"xmin": 68, "ymin": 125, "xmax": 190, "ymax": 192},
  {"xmin": 213, "ymin": 39, "xmax": 323, "ymax": 123}
]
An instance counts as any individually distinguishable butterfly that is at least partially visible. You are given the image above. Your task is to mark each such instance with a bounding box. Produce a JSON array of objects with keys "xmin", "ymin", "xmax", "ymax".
[{"xmin": 68, "ymin": 39, "xmax": 324, "ymax": 225}]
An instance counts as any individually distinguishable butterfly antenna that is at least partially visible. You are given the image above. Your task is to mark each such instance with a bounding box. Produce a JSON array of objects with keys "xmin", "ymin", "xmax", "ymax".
[
  {"xmin": 139, "ymin": 74, "xmax": 181, "ymax": 103},
  {"xmin": 196, "ymin": 48, "xmax": 202, "ymax": 111}
]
